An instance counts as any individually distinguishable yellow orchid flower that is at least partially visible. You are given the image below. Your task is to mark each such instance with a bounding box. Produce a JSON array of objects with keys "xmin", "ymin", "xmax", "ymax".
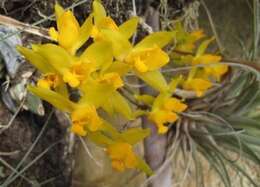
[
  {"xmin": 149, "ymin": 93, "xmax": 187, "ymax": 133},
  {"xmin": 174, "ymin": 21, "xmax": 205, "ymax": 53},
  {"xmin": 71, "ymin": 105, "xmax": 103, "ymax": 136},
  {"xmin": 30, "ymin": 40, "xmax": 114, "ymax": 88},
  {"xmin": 37, "ymin": 73, "xmax": 61, "ymax": 89},
  {"xmin": 182, "ymin": 78, "xmax": 212, "ymax": 97},
  {"xmin": 101, "ymin": 29, "xmax": 175, "ymax": 92},
  {"xmin": 192, "ymin": 38, "xmax": 228, "ymax": 81},
  {"xmin": 27, "ymin": 85, "xmax": 105, "ymax": 136},
  {"xmin": 106, "ymin": 142, "xmax": 138, "ymax": 171},
  {"xmin": 98, "ymin": 72, "xmax": 124, "ymax": 89},
  {"xmin": 91, "ymin": 0, "xmax": 139, "ymax": 40},
  {"xmin": 49, "ymin": 3, "xmax": 93, "ymax": 55},
  {"xmin": 17, "ymin": 46, "xmax": 69, "ymax": 97},
  {"xmin": 79, "ymin": 76, "xmax": 133, "ymax": 120}
]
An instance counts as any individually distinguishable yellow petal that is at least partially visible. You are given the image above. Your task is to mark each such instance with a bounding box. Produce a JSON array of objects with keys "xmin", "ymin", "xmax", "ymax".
[
  {"xmin": 134, "ymin": 58, "xmax": 148, "ymax": 73},
  {"xmin": 196, "ymin": 37, "xmax": 215, "ymax": 56},
  {"xmin": 80, "ymin": 80, "xmax": 114, "ymax": 107},
  {"xmin": 158, "ymin": 123, "xmax": 168, "ymax": 134},
  {"xmin": 97, "ymin": 17, "xmax": 118, "ymax": 30},
  {"xmin": 98, "ymin": 72, "xmax": 123, "ymax": 89},
  {"xmin": 58, "ymin": 11, "xmax": 80, "ymax": 52},
  {"xmin": 137, "ymin": 70, "xmax": 169, "ymax": 92},
  {"xmin": 48, "ymin": 27, "xmax": 59, "ymax": 41},
  {"xmin": 120, "ymin": 128, "xmax": 150, "ymax": 145},
  {"xmin": 190, "ymin": 29, "xmax": 205, "ymax": 41},
  {"xmin": 104, "ymin": 61, "xmax": 131, "ymax": 76},
  {"xmin": 32, "ymin": 44, "xmax": 72, "ymax": 73},
  {"xmin": 103, "ymin": 91, "xmax": 133, "ymax": 119},
  {"xmin": 112, "ymin": 160, "xmax": 125, "ymax": 171},
  {"xmin": 37, "ymin": 79, "xmax": 51, "ymax": 89},
  {"xmin": 16, "ymin": 46, "xmax": 55, "ymax": 73},
  {"xmin": 63, "ymin": 71, "xmax": 80, "ymax": 88},
  {"xmin": 163, "ymin": 98, "xmax": 187, "ymax": 113},
  {"xmin": 28, "ymin": 85, "xmax": 76, "ymax": 112},
  {"xmin": 54, "ymin": 3, "xmax": 65, "ymax": 20},
  {"xmin": 135, "ymin": 156, "xmax": 153, "ymax": 176},
  {"xmin": 182, "ymin": 78, "xmax": 212, "ymax": 97},
  {"xmin": 68, "ymin": 14, "xmax": 94, "ymax": 54},
  {"xmin": 192, "ymin": 54, "xmax": 221, "ymax": 65},
  {"xmin": 119, "ymin": 17, "xmax": 139, "ymax": 39},
  {"xmin": 143, "ymin": 47, "xmax": 169, "ymax": 71},
  {"xmin": 135, "ymin": 94, "xmax": 155, "ymax": 105},
  {"xmin": 71, "ymin": 124, "xmax": 87, "ymax": 136},
  {"xmin": 134, "ymin": 31, "xmax": 175, "ymax": 50},
  {"xmin": 93, "ymin": 0, "xmax": 106, "ymax": 24},
  {"xmin": 100, "ymin": 29, "xmax": 132, "ymax": 61},
  {"xmin": 87, "ymin": 131, "xmax": 114, "ymax": 147},
  {"xmin": 80, "ymin": 41, "xmax": 113, "ymax": 70}
]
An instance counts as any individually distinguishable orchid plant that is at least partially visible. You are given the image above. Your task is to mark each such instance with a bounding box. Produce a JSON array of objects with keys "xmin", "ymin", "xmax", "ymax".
[{"xmin": 17, "ymin": 0, "xmax": 228, "ymax": 176}]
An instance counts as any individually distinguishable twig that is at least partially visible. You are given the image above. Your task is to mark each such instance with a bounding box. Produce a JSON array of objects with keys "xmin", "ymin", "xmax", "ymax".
[
  {"xmin": 0, "ymin": 15, "xmax": 50, "ymax": 39},
  {"xmin": 0, "ymin": 150, "xmax": 20, "ymax": 156}
]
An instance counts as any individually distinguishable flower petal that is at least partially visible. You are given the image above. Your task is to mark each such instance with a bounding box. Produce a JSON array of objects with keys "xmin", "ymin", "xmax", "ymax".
[
  {"xmin": 120, "ymin": 128, "xmax": 150, "ymax": 145},
  {"xmin": 134, "ymin": 31, "xmax": 175, "ymax": 50},
  {"xmin": 72, "ymin": 14, "xmax": 94, "ymax": 53},
  {"xmin": 100, "ymin": 29, "xmax": 132, "ymax": 61},
  {"xmin": 54, "ymin": 3, "xmax": 65, "ymax": 20},
  {"xmin": 137, "ymin": 70, "xmax": 169, "ymax": 92},
  {"xmin": 119, "ymin": 17, "xmax": 139, "ymax": 39},
  {"xmin": 196, "ymin": 37, "xmax": 215, "ymax": 56},
  {"xmin": 32, "ymin": 44, "xmax": 72, "ymax": 73},
  {"xmin": 28, "ymin": 85, "xmax": 76, "ymax": 112},
  {"xmin": 58, "ymin": 11, "xmax": 80, "ymax": 51},
  {"xmin": 108, "ymin": 91, "xmax": 133, "ymax": 119},
  {"xmin": 17, "ymin": 46, "xmax": 54, "ymax": 74},
  {"xmin": 93, "ymin": 0, "xmax": 106, "ymax": 24},
  {"xmin": 144, "ymin": 47, "xmax": 169, "ymax": 71},
  {"xmin": 80, "ymin": 41, "xmax": 113, "ymax": 70}
]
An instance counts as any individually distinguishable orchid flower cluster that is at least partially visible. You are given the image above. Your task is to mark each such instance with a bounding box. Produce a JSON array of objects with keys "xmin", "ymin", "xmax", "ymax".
[{"xmin": 17, "ymin": 0, "xmax": 228, "ymax": 174}]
